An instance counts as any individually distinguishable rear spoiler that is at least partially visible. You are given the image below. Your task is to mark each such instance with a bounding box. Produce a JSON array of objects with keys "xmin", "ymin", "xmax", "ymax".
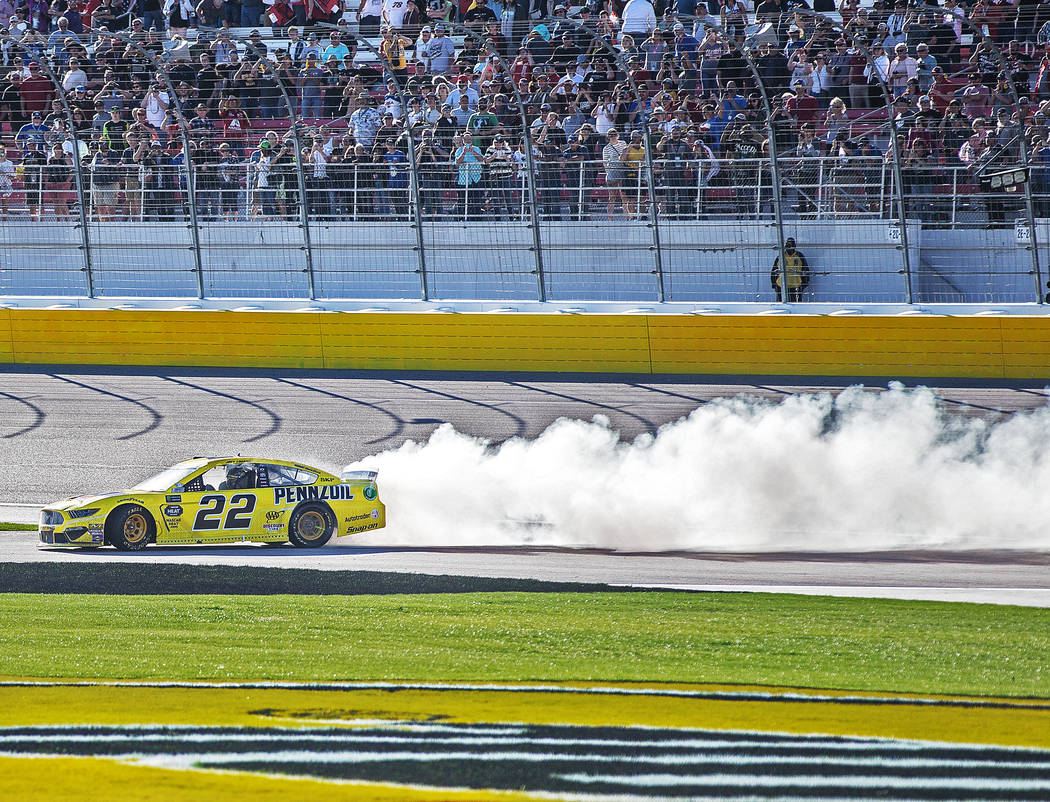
[{"xmin": 341, "ymin": 469, "xmax": 378, "ymax": 482}]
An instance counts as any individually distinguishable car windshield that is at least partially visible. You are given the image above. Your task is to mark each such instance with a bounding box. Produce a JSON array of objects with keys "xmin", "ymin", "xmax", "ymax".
[{"xmin": 131, "ymin": 461, "xmax": 208, "ymax": 492}]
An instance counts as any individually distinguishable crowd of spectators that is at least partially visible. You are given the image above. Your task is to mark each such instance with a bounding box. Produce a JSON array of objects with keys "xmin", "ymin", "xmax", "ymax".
[{"xmin": 0, "ymin": 0, "xmax": 1047, "ymax": 223}]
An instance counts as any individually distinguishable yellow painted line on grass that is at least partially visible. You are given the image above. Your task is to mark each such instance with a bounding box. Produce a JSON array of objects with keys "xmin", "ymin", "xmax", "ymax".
[
  {"xmin": 1, "ymin": 683, "xmax": 1048, "ymax": 749},
  {"xmin": 0, "ymin": 756, "xmax": 537, "ymax": 802}
]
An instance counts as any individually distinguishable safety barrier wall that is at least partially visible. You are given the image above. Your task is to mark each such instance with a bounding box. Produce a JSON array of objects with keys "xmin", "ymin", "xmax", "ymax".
[{"xmin": 2, "ymin": 309, "xmax": 1048, "ymax": 379}]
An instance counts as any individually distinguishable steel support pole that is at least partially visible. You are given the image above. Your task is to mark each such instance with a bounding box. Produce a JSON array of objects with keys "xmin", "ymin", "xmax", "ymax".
[
  {"xmin": 1020, "ymin": 138, "xmax": 1044, "ymax": 303},
  {"xmin": 18, "ymin": 37, "xmax": 95, "ymax": 296},
  {"xmin": 321, "ymin": 22, "xmax": 428, "ymax": 300},
  {"xmin": 242, "ymin": 40, "xmax": 316, "ymax": 299},
  {"xmin": 684, "ymin": 19, "xmax": 787, "ymax": 303},
  {"xmin": 446, "ymin": 21, "xmax": 546, "ymax": 300},
  {"xmin": 562, "ymin": 19, "xmax": 664, "ymax": 302},
  {"xmin": 97, "ymin": 28, "xmax": 206, "ymax": 298},
  {"xmin": 935, "ymin": 18, "xmax": 1043, "ymax": 303},
  {"xmin": 793, "ymin": 11, "xmax": 912, "ymax": 302},
  {"xmin": 962, "ymin": 22, "xmax": 1044, "ymax": 304}
]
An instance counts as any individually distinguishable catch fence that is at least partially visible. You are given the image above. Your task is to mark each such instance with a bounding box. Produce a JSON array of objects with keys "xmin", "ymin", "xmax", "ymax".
[{"xmin": 0, "ymin": 17, "xmax": 1046, "ymax": 304}]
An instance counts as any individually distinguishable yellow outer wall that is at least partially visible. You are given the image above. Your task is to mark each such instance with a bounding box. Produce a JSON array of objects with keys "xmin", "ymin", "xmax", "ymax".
[{"xmin": 1, "ymin": 308, "xmax": 1048, "ymax": 378}]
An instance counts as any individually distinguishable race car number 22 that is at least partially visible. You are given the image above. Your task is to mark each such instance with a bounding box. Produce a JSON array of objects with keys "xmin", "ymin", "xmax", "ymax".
[{"xmin": 193, "ymin": 494, "xmax": 257, "ymax": 530}]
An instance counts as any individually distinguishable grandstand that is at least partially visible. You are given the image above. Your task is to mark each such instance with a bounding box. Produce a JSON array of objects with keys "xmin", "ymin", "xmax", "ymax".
[{"xmin": 0, "ymin": 0, "xmax": 1047, "ymax": 303}]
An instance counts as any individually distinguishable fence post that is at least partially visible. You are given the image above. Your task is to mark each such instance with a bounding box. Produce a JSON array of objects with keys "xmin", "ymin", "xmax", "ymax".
[
  {"xmin": 322, "ymin": 23, "xmax": 429, "ymax": 300},
  {"xmin": 406, "ymin": 123, "xmax": 429, "ymax": 301},
  {"xmin": 562, "ymin": 19, "xmax": 664, "ymax": 302},
  {"xmin": 245, "ymin": 43, "xmax": 316, "ymax": 299},
  {"xmin": 447, "ymin": 22, "xmax": 546, "ymax": 301},
  {"xmin": 1020, "ymin": 138, "xmax": 1044, "ymax": 303},
  {"xmin": 18, "ymin": 38, "xmax": 95, "ymax": 297},
  {"xmin": 685, "ymin": 20, "xmax": 787, "ymax": 303},
  {"xmin": 951, "ymin": 18, "xmax": 1043, "ymax": 304},
  {"xmin": 98, "ymin": 28, "xmax": 206, "ymax": 298},
  {"xmin": 793, "ymin": 11, "xmax": 912, "ymax": 303}
]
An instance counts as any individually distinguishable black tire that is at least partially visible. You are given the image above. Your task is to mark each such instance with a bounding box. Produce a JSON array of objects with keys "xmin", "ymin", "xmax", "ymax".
[
  {"xmin": 106, "ymin": 505, "xmax": 154, "ymax": 551},
  {"xmin": 287, "ymin": 501, "xmax": 335, "ymax": 548}
]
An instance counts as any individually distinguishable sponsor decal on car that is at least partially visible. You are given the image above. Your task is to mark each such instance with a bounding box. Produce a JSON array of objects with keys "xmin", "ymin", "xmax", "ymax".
[
  {"xmin": 164, "ymin": 504, "xmax": 183, "ymax": 517},
  {"xmin": 263, "ymin": 523, "xmax": 284, "ymax": 532},
  {"xmin": 272, "ymin": 486, "xmax": 354, "ymax": 504},
  {"xmin": 265, "ymin": 510, "xmax": 285, "ymax": 521},
  {"xmin": 165, "ymin": 495, "xmax": 182, "ymax": 503},
  {"xmin": 345, "ymin": 521, "xmax": 381, "ymax": 534},
  {"xmin": 363, "ymin": 486, "xmax": 377, "ymax": 501},
  {"xmin": 344, "ymin": 512, "xmax": 377, "ymax": 523}
]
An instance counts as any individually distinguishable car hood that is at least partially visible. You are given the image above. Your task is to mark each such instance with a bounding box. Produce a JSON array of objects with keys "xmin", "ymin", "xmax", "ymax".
[{"xmin": 47, "ymin": 491, "xmax": 144, "ymax": 511}]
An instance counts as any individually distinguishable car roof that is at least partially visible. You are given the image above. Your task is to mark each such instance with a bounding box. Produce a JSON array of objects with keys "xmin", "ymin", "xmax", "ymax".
[{"xmin": 175, "ymin": 457, "xmax": 337, "ymax": 478}]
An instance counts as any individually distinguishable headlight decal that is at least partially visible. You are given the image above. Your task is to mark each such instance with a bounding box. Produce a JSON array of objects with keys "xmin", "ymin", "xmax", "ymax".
[{"xmin": 68, "ymin": 508, "xmax": 101, "ymax": 519}]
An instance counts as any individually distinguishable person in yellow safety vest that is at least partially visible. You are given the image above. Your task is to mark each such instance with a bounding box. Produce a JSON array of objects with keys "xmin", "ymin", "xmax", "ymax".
[{"xmin": 770, "ymin": 237, "xmax": 810, "ymax": 302}]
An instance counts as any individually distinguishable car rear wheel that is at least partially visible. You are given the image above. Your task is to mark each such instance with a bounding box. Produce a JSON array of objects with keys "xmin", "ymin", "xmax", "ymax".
[
  {"xmin": 288, "ymin": 502, "xmax": 335, "ymax": 548},
  {"xmin": 107, "ymin": 505, "xmax": 154, "ymax": 552}
]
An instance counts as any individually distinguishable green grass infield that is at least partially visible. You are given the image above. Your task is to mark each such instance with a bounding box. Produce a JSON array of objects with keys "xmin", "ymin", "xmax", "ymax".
[{"xmin": 0, "ymin": 592, "xmax": 1046, "ymax": 698}]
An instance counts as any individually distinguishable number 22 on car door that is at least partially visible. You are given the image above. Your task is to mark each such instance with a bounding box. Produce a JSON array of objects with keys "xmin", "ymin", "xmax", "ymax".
[{"xmin": 190, "ymin": 491, "xmax": 259, "ymax": 540}]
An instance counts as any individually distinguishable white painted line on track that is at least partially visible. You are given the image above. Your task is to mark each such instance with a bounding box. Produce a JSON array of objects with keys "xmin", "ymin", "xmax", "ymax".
[{"xmin": 619, "ymin": 584, "xmax": 1050, "ymax": 607}]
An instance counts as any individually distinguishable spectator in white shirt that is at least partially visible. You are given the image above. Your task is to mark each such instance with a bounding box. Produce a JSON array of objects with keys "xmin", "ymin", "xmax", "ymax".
[
  {"xmin": 888, "ymin": 43, "xmax": 918, "ymax": 95},
  {"xmin": 621, "ymin": 0, "xmax": 657, "ymax": 38}
]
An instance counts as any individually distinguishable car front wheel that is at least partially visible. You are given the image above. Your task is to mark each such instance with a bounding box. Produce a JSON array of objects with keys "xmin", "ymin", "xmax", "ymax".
[
  {"xmin": 287, "ymin": 502, "xmax": 335, "ymax": 548},
  {"xmin": 107, "ymin": 505, "xmax": 154, "ymax": 551}
]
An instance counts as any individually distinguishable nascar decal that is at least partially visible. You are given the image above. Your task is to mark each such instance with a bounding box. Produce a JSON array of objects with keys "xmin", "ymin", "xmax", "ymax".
[{"xmin": 273, "ymin": 485, "xmax": 354, "ymax": 504}]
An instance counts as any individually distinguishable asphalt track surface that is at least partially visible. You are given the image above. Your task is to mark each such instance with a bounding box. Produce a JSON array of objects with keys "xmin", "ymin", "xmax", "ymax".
[{"xmin": 1, "ymin": 367, "xmax": 1049, "ymax": 605}]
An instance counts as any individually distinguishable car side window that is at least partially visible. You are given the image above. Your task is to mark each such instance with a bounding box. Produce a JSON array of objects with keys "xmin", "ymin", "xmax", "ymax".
[
  {"xmin": 199, "ymin": 467, "xmax": 228, "ymax": 491},
  {"xmin": 261, "ymin": 464, "xmax": 317, "ymax": 486}
]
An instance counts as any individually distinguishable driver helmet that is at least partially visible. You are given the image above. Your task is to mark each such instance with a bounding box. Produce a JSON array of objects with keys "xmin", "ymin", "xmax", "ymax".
[{"xmin": 226, "ymin": 463, "xmax": 253, "ymax": 482}]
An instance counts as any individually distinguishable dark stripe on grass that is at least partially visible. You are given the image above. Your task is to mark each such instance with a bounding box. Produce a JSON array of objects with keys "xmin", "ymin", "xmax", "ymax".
[
  {"xmin": 3, "ymin": 723, "xmax": 1048, "ymax": 799},
  {"xmin": 0, "ymin": 563, "xmax": 631, "ymax": 595},
  {"xmin": 208, "ymin": 759, "xmax": 1050, "ymax": 801}
]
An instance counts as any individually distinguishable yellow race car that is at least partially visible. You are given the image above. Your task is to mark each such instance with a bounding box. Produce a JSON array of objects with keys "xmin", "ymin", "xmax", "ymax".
[{"xmin": 38, "ymin": 457, "xmax": 386, "ymax": 551}]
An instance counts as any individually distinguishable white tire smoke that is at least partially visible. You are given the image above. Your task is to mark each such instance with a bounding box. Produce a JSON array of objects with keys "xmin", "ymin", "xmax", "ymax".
[{"xmin": 348, "ymin": 384, "xmax": 1050, "ymax": 551}]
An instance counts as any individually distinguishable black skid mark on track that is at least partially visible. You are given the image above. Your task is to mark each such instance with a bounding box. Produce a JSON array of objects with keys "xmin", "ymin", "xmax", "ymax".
[
  {"xmin": 162, "ymin": 377, "xmax": 281, "ymax": 443},
  {"xmin": 49, "ymin": 375, "xmax": 162, "ymax": 440},
  {"xmin": 0, "ymin": 392, "xmax": 46, "ymax": 438},
  {"xmin": 272, "ymin": 378, "xmax": 404, "ymax": 445}
]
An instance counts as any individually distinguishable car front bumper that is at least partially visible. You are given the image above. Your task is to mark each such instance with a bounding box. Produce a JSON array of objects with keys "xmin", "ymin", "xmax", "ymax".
[{"xmin": 38, "ymin": 510, "xmax": 105, "ymax": 548}]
